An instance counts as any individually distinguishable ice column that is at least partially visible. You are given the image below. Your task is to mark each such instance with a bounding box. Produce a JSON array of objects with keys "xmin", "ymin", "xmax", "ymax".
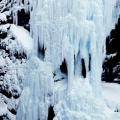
[{"xmin": 16, "ymin": 57, "xmax": 54, "ymax": 120}]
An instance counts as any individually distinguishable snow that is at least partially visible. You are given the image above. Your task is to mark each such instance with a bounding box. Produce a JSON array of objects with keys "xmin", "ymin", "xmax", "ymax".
[
  {"xmin": 10, "ymin": 24, "xmax": 33, "ymax": 56},
  {"xmin": 54, "ymin": 78, "xmax": 112, "ymax": 120},
  {"xmin": 0, "ymin": 98, "xmax": 7, "ymax": 116},
  {"xmin": 0, "ymin": 13, "xmax": 7, "ymax": 22},
  {"xmin": 106, "ymin": 53, "xmax": 117, "ymax": 59},
  {"xmin": 102, "ymin": 82, "xmax": 120, "ymax": 112}
]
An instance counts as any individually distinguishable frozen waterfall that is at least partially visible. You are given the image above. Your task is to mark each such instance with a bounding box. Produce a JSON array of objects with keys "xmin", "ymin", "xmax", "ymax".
[
  {"xmin": 16, "ymin": 0, "xmax": 120, "ymax": 120},
  {"xmin": 30, "ymin": 0, "xmax": 119, "ymax": 93}
]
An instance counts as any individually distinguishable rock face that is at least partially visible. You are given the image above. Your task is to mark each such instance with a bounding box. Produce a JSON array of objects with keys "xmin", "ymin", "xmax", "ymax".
[{"xmin": 102, "ymin": 17, "xmax": 120, "ymax": 84}]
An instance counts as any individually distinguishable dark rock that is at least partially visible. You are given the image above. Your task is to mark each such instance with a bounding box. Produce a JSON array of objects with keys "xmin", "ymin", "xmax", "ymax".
[
  {"xmin": 102, "ymin": 17, "xmax": 120, "ymax": 83},
  {"xmin": 0, "ymin": 31, "xmax": 7, "ymax": 39},
  {"xmin": 81, "ymin": 58, "xmax": 86, "ymax": 78},
  {"xmin": 48, "ymin": 106, "xmax": 55, "ymax": 120},
  {"xmin": 60, "ymin": 59, "xmax": 68, "ymax": 75}
]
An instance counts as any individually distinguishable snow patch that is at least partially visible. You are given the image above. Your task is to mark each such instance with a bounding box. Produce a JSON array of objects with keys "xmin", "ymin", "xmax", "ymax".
[
  {"xmin": 102, "ymin": 82, "xmax": 120, "ymax": 112},
  {"xmin": 10, "ymin": 24, "xmax": 33, "ymax": 55}
]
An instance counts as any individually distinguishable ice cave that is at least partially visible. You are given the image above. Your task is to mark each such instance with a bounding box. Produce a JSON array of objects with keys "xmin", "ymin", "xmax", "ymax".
[{"xmin": 0, "ymin": 0, "xmax": 120, "ymax": 120}]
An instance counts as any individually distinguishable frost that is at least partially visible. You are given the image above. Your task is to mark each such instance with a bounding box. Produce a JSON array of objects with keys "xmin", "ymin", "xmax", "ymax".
[
  {"xmin": 102, "ymin": 82, "xmax": 120, "ymax": 112},
  {"xmin": 0, "ymin": 13, "xmax": 7, "ymax": 23},
  {"xmin": 0, "ymin": 98, "xmax": 7, "ymax": 116}
]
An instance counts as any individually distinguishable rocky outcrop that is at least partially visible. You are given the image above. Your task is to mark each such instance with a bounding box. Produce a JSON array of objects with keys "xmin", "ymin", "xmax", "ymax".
[{"xmin": 102, "ymin": 17, "xmax": 120, "ymax": 84}]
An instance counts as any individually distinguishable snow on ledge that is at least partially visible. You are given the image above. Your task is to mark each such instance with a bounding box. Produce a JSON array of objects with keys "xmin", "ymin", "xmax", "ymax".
[
  {"xmin": 102, "ymin": 82, "xmax": 120, "ymax": 112},
  {"xmin": 10, "ymin": 24, "xmax": 33, "ymax": 56}
]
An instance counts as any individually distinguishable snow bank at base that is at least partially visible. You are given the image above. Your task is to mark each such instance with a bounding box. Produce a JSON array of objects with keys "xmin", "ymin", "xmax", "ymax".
[
  {"xmin": 54, "ymin": 79, "xmax": 120, "ymax": 120},
  {"xmin": 54, "ymin": 78, "xmax": 112, "ymax": 120},
  {"xmin": 10, "ymin": 24, "xmax": 33, "ymax": 56},
  {"xmin": 102, "ymin": 82, "xmax": 120, "ymax": 112}
]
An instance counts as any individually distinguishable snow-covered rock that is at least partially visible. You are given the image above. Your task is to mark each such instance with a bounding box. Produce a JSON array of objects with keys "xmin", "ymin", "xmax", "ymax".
[{"xmin": 0, "ymin": 22, "xmax": 33, "ymax": 119}]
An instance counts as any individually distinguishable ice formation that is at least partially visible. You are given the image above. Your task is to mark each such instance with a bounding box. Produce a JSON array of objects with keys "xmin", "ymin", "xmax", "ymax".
[
  {"xmin": 30, "ymin": 0, "xmax": 120, "ymax": 93},
  {"xmin": 12, "ymin": 0, "xmax": 30, "ymax": 25},
  {"xmin": 12, "ymin": 0, "xmax": 120, "ymax": 120}
]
